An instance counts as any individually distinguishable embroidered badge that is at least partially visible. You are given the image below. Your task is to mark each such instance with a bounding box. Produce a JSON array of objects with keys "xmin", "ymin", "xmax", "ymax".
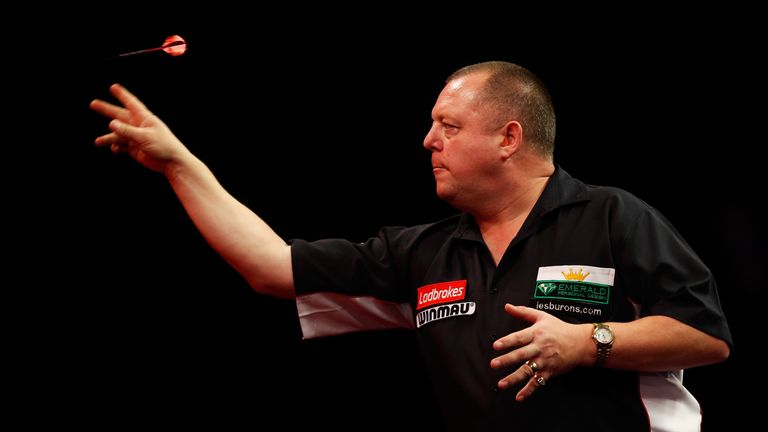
[
  {"xmin": 416, "ymin": 279, "xmax": 475, "ymax": 328},
  {"xmin": 534, "ymin": 265, "xmax": 615, "ymax": 304}
]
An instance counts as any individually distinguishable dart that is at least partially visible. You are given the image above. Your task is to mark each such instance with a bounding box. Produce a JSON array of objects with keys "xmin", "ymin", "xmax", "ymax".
[{"xmin": 117, "ymin": 35, "xmax": 187, "ymax": 57}]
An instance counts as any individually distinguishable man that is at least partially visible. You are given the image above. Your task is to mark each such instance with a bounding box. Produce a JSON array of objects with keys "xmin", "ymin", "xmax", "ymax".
[{"xmin": 91, "ymin": 61, "xmax": 731, "ymax": 431}]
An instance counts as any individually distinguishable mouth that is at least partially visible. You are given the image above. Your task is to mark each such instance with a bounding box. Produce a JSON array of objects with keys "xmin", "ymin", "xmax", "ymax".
[
  {"xmin": 432, "ymin": 157, "xmax": 446, "ymax": 174},
  {"xmin": 432, "ymin": 167, "xmax": 448, "ymax": 178},
  {"xmin": 432, "ymin": 161, "xmax": 446, "ymax": 170}
]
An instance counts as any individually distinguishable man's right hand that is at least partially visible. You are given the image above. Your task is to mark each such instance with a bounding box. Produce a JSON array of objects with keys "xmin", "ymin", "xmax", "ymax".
[{"xmin": 90, "ymin": 83, "xmax": 191, "ymax": 174}]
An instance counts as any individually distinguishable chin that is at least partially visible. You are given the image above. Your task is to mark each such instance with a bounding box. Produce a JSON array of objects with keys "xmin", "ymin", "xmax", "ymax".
[{"xmin": 435, "ymin": 188, "xmax": 456, "ymax": 205}]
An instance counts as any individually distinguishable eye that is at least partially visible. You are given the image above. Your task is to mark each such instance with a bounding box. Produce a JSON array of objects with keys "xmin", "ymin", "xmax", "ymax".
[{"xmin": 442, "ymin": 122, "xmax": 459, "ymax": 134}]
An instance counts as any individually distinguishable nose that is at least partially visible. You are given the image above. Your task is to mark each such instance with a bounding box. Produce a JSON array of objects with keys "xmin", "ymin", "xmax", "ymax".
[{"xmin": 423, "ymin": 122, "xmax": 442, "ymax": 152}]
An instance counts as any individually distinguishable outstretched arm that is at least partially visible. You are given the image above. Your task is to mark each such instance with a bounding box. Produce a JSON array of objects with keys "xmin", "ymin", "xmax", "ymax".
[{"xmin": 90, "ymin": 84, "xmax": 294, "ymax": 298}]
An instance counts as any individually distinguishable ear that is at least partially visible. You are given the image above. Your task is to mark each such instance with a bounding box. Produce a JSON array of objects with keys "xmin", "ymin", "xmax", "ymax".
[{"xmin": 500, "ymin": 121, "xmax": 523, "ymax": 160}]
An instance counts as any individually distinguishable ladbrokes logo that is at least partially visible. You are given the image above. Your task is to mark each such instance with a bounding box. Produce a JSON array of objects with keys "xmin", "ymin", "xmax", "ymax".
[{"xmin": 417, "ymin": 280, "xmax": 467, "ymax": 310}]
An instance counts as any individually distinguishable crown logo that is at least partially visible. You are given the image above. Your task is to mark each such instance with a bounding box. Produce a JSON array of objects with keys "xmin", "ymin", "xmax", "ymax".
[{"xmin": 562, "ymin": 268, "xmax": 590, "ymax": 281}]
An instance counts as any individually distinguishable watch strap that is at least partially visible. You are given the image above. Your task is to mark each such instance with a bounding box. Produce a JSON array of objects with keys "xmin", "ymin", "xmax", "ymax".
[{"xmin": 593, "ymin": 323, "xmax": 613, "ymax": 367}]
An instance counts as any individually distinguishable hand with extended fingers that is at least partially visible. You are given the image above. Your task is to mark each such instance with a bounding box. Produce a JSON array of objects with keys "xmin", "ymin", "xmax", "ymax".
[
  {"xmin": 490, "ymin": 304, "xmax": 590, "ymax": 401},
  {"xmin": 90, "ymin": 84, "xmax": 190, "ymax": 174}
]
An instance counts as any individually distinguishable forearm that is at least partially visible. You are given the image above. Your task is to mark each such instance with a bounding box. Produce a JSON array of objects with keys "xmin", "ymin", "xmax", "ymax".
[
  {"xmin": 586, "ymin": 315, "xmax": 729, "ymax": 371},
  {"xmin": 164, "ymin": 151, "xmax": 295, "ymax": 298}
]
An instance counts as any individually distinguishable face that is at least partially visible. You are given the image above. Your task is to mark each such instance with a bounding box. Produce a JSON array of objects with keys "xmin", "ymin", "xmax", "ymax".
[{"xmin": 423, "ymin": 74, "xmax": 506, "ymax": 209}]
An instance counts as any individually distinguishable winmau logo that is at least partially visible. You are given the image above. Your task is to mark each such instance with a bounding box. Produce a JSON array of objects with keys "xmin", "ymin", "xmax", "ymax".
[
  {"xmin": 416, "ymin": 302, "xmax": 476, "ymax": 328},
  {"xmin": 417, "ymin": 279, "xmax": 467, "ymax": 310}
]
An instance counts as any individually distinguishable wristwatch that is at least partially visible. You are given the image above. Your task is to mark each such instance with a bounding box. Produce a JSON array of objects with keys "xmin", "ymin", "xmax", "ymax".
[{"xmin": 592, "ymin": 323, "xmax": 614, "ymax": 366}]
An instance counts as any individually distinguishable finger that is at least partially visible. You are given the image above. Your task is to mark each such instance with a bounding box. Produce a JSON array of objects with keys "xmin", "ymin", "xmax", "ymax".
[
  {"xmin": 492, "ymin": 328, "xmax": 533, "ymax": 352},
  {"xmin": 503, "ymin": 303, "xmax": 544, "ymax": 325},
  {"xmin": 109, "ymin": 119, "xmax": 144, "ymax": 143},
  {"xmin": 90, "ymin": 99, "xmax": 132, "ymax": 123},
  {"xmin": 110, "ymin": 83, "xmax": 152, "ymax": 116},
  {"xmin": 490, "ymin": 345, "xmax": 540, "ymax": 370},
  {"xmin": 94, "ymin": 132, "xmax": 116, "ymax": 147},
  {"xmin": 515, "ymin": 373, "xmax": 549, "ymax": 402},
  {"xmin": 497, "ymin": 362, "xmax": 536, "ymax": 390},
  {"xmin": 524, "ymin": 360, "xmax": 540, "ymax": 374}
]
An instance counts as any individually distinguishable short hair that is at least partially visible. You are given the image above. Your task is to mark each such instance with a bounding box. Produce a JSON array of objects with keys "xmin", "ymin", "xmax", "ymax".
[{"xmin": 447, "ymin": 61, "xmax": 556, "ymax": 160}]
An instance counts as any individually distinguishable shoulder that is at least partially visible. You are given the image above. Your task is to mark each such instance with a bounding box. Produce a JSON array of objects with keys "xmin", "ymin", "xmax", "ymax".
[
  {"xmin": 290, "ymin": 214, "xmax": 463, "ymax": 253},
  {"xmin": 549, "ymin": 166, "xmax": 655, "ymax": 217},
  {"xmin": 581, "ymin": 183, "xmax": 688, "ymax": 248},
  {"xmin": 584, "ymin": 183, "xmax": 654, "ymax": 214},
  {"xmin": 557, "ymin": 168, "xmax": 669, "ymax": 232},
  {"xmin": 378, "ymin": 213, "xmax": 463, "ymax": 245}
]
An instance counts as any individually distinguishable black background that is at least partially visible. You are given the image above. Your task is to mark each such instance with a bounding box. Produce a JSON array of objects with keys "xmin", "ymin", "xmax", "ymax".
[{"xmin": 20, "ymin": 5, "xmax": 764, "ymax": 430}]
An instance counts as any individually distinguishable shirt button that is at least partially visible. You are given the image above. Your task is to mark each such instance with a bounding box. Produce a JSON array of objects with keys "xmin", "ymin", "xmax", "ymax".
[
  {"xmin": 493, "ymin": 385, "xmax": 500, "ymax": 392},
  {"xmin": 490, "ymin": 334, "xmax": 497, "ymax": 341},
  {"xmin": 490, "ymin": 287, "xmax": 498, "ymax": 293}
]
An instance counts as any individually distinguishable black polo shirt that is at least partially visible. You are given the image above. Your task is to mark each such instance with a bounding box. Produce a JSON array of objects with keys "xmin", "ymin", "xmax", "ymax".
[{"xmin": 291, "ymin": 165, "xmax": 732, "ymax": 432}]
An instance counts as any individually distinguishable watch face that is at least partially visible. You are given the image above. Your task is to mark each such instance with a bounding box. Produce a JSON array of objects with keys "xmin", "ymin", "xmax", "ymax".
[{"xmin": 595, "ymin": 327, "xmax": 613, "ymax": 344}]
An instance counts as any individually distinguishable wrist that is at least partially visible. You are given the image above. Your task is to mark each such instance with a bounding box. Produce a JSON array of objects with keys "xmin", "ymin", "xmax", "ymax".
[
  {"xmin": 591, "ymin": 323, "xmax": 615, "ymax": 367},
  {"xmin": 164, "ymin": 149, "xmax": 200, "ymax": 182},
  {"xmin": 580, "ymin": 323, "xmax": 598, "ymax": 367}
]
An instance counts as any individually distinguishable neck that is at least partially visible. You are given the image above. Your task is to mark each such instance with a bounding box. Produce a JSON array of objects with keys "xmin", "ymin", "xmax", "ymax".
[
  {"xmin": 473, "ymin": 161, "xmax": 554, "ymax": 227},
  {"xmin": 474, "ymin": 175, "xmax": 549, "ymax": 229},
  {"xmin": 470, "ymin": 161, "xmax": 554, "ymax": 265}
]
